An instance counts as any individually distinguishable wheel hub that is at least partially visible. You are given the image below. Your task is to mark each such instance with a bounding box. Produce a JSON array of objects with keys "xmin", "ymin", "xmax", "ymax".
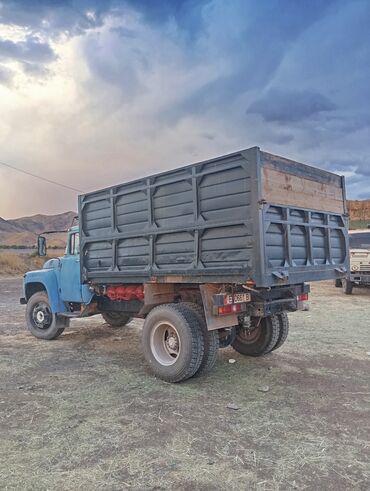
[
  {"xmin": 167, "ymin": 334, "xmax": 178, "ymax": 351},
  {"xmin": 32, "ymin": 302, "xmax": 52, "ymax": 329},
  {"xmin": 150, "ymin": 322, "xmax": 181, "ymax": 366},
  {"xmin": 237, "ymin": 318, "xmax": 262, "ymax": 344},
  {"xmin": 240, "ymin": 328, "xmax": 261, "ymax": 343}
]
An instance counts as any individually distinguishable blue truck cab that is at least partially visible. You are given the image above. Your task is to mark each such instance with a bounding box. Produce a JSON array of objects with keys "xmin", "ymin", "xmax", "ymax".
[{"xmin": 21, "ymin": 226, "xmax": 94, "ymax": 339}]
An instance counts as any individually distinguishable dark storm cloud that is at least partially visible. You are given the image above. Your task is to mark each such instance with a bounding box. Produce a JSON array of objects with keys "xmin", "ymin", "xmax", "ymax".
[
  {"xmin": 0, "ymin": 0, "xmax": 369, "ymax": 211},
  {"xmin": 354, "ymin": 166, "xmax": 370, "ymax": 178},
  {"xmin": 158, "ymin": 0, "xmax": 338, "ymax": 124},
  {"xmin": 247, "ymin": 88, "xmax": 336, "ymax": 123},
  {"xmin": 357, "ymin": 190, "xmax": 370, "ymax": 199},
  {"xmin": 0, "ymin": 0, "xmax": 113, "ymax": 35},
  {"xmin": 22, "ymin": 61, "xmax": 50, "ymax": 77},
  {"xmin": 0, "ymin": 37, "xmax": 56, "ymax": 64},
  {"xmin": 110, "ymin": 26, "xmax": 137, "ymax": 39},
  {"xmin": 123, "ymin": 0, "xmax": 211, "ymax": 38},
  {"xmin": 0, "ymin": 1, "xmax": 115, "ymax": 76},
  {"xmin": 83, "ymin": 35, "xmax": 144, "ymax": 98},
  {"xmin": 0, "ymin": 0, "xmax": 208, "ymax": 37},
  {"xmin": 268, "ymin": 133, "xmax": 294, "ymax": 145}
]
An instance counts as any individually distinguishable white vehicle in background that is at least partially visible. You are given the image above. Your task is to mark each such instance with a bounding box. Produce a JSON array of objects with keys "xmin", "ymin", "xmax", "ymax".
[{"xmin": 336, "ymin": 229, "xmax": 370, "ymax": 294}]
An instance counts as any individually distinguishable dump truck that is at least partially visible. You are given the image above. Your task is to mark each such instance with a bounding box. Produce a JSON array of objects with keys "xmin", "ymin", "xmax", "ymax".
[
  {"xmin": 337, "ymin": 229, "xmax": 370, "ymax": 294},
  {"xmin": 21, "ymin": 147, "xmax": 349, "ymax": 382}
]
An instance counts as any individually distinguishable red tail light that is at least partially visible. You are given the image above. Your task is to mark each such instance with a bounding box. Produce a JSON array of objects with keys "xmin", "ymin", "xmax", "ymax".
[
  {"xmin": 218, "ymin": 304, "xmax": 242, "ymax": 315},
  {"xmin": 297, "ymin": 293, "xmax": 308, "ymax": 302}
]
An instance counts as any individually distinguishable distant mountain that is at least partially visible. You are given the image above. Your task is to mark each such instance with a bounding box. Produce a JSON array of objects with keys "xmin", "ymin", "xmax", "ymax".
[
  {"xmin": 0, "ymin": 211, "xmax": 76, "ymax": 247},
  {"xmin": 7, "ymin": 211, "xmax": 77, "ymax": 234},
  {"xmin": 0, "ymin": 217, "xmax": 24, "ymax": 233}
]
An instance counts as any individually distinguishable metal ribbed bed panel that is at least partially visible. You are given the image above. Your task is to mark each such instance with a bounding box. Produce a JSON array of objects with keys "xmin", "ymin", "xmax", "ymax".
[
  {"xmin": 79, "ymin": 147, "xmax": 348, "ymax": 286},
  {"xmin": 79, "ymin": 149, "xmax": 256, "ymax": 283}
]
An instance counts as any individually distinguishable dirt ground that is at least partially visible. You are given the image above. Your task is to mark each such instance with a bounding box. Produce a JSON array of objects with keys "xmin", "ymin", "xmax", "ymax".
[{"xmin": 0, "ymin": 278, "xmax": 369, "ymax": 491}]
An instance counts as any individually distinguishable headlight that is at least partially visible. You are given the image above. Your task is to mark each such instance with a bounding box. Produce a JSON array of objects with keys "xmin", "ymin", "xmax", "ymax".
[{"xmin": 352, "ymin": 264, "xmax": 359, "ymax": 271}]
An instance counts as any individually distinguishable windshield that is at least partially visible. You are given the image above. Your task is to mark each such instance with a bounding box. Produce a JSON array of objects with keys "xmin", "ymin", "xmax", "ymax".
[{"xmin": 349, "ymin": 232, "xmax": 370, "ymax": 249}]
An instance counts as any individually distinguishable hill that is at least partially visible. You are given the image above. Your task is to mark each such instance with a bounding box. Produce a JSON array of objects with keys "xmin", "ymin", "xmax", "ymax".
[
  {"xmin": 0, "ymin": 217, "xmax": 24, "ymax": 233},
  {"xmin": 7, "ymin": 211, "xmax": 77, "ymax": 234},
  {"xmin": 347, "ymin": 199, "xmax": 370, "ymax": 221},
  {"xmin": 0, "ymin": 211, "xmax": 76, "ymax": 248}
]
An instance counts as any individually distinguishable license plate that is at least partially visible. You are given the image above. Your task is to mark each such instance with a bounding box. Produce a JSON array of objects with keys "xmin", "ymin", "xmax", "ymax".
[{"xmin": 225, "ymin": 293, "xmax": 251, "ymax": 304}]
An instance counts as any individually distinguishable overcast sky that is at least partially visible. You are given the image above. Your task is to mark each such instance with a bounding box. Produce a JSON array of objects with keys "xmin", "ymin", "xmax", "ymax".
[{"xmin": 0, "ymin": 0, "xmax": 369, "ymax": 219}]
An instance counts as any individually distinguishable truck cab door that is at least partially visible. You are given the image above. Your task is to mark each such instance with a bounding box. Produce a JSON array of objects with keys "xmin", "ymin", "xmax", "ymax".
[{"xmin": 59, "ymin": 232, "xmax": 83, "ymax": 303}]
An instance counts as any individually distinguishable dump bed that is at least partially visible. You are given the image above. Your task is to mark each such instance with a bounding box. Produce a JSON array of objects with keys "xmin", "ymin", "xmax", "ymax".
[{"xmin": 79, "ymin": 147, "xmax": 348, "ymax": 287}]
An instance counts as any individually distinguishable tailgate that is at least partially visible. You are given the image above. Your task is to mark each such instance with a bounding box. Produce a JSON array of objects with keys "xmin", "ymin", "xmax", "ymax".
[{"xmin": 258, "ymin": 151, "xmax": 349, "ymax": 286}]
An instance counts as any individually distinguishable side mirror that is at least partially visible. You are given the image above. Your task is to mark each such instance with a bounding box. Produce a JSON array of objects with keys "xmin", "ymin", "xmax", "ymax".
[{"xmin": 38, "ymin": 236, "xmax": 47, "ymax": 256}]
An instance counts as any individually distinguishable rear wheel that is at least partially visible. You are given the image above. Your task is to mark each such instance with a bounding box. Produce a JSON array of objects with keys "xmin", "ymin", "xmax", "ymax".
[
  {"xmin": 334, "ymin": 279, "xmax": 342, "ymax": 288},
  {"xmin": 142, "ymin": 303, "xmax": 204, "ymax": 383},
  {"xmin": 102, "ymin": 311, "xmax": 132, "ymax": 327},
  {"xmin": 231, "ymin": 315, "xmax": 280, "ymax": 357},
  {"xmin": 270, "ymin": 312, "xmax": 289, "ymax": 352},
  {"xmin": 26, "ymin": 291, "xmax": 68, "ymax": 340},
  {"xmin": 218, "ymin": 327, "xmax": 236, "ymax": 348},
  {"xmin": 181, "ymin": 302, "xmax": 219, "ymax": 376},
  {"xmin": 342, "ymin": 279, "xmax": 353, "ymax": 295}
]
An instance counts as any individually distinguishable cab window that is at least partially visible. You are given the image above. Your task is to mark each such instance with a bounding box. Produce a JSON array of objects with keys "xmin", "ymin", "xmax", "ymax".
[{"xmin": 69, "ymin": 233, "xmax": 80, "ymax": 255}]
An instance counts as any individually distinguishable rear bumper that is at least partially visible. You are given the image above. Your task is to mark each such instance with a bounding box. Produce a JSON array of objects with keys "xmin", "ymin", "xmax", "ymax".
[
  {"xmin": 244, "ymin": 283, "xmax": 309, "ymax": 316},
  {"xmin": 246, "ymin": 298, "xmax": 299, "ymax": 317},
  {"xmin": 214, "ymin": 283, "xmax": 309, "ymax": 318}
]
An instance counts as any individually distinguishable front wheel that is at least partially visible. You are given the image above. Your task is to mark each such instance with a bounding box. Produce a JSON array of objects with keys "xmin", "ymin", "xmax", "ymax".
[
  {"xmin": 26, "ymin": 291, "xmax": 68, "ymax": 340},
  {"xmin": 231, "ymin": 315, "xmax": 280, "ymax": 357},
  {"xmin": 102, "ymin": 312, "xmax": 132, "ymax": 327}
]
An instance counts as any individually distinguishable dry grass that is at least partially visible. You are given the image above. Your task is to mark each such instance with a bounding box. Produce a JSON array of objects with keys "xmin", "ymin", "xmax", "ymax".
[
  {"xmin": 0, "ymin": 251, "xmax": 62, "ymax": 275},
  {"xmin": 0, "ymin": 252, "xmax": 25, "ymax": 274},
  {"xmin": 0, "ymin": 279, "xmax": 369, "ymax": 490}
]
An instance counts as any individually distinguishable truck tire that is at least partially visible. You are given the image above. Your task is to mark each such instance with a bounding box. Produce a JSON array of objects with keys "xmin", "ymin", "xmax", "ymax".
[
  {"xmin": 270, "ymin": 312, "xmax": 289, "ymax": 352},
  {"xmin": 142, "ymin": 303, "xmax": 204, "ymax": 383},
  {"xmin": 342, "ymin": 279, "xmax": 353, "ymax": 295},
  {"xmin": 231, "ymin": 315, "xmax": 280, "ymax": 357},
  {"xmin": 218, "ymin": 327, "xmax": 236, "ymax": 348},
  {"xmin": 181, "ymin": 302, "xmax": 219, "ymax": 376},
  {"xmin": 334, "ymin": 279, "xmax": 342, "ymax": 288},
  {"xmin": 102, "ymin": 312, "xmax": 132, "ymax": 327},
  {"xmin": 26, "ymin": 291, "xmax": 68, "ymax": 340}
]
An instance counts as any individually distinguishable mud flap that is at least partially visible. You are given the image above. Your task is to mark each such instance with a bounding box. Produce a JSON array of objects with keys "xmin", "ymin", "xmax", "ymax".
[{"xmin": 200, "ymin": 284, "xmax": 238, "ymax": 331}]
